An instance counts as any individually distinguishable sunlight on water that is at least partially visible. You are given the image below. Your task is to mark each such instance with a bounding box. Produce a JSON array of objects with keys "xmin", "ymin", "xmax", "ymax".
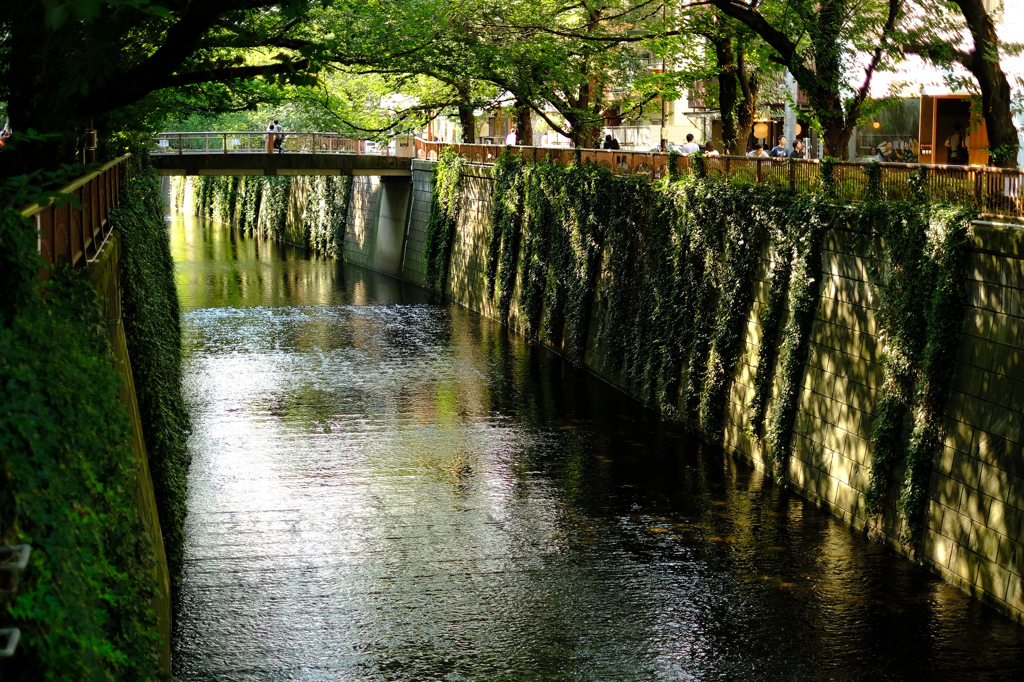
[{"xmin": 171, "ymin": 210, "xmax": 1024, "ymax": 681}]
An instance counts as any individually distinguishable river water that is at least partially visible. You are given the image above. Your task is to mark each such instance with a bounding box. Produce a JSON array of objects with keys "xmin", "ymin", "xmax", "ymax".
[{"xmin": 170, "ymin": 210, "xmax": 1024, "ymax": 681}]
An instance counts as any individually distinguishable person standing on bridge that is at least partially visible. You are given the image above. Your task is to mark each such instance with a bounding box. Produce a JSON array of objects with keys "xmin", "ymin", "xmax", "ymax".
[
  {"xmin": 266, "ymin": 121, "xmax": 276, "ymax": 153},
  {"xmin": 275, "ymin": 121, "xmax": 285, "ymax": 153}
]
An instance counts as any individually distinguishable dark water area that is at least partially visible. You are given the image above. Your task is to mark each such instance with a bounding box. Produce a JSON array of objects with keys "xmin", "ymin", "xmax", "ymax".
[{"xmin": 170, "ymin": 210, "xmax": 1024, "ymax": 681}]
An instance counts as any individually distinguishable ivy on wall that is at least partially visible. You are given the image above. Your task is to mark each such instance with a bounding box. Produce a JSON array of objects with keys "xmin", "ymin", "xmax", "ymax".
[
  {"xmin": 762, "ymin": 196, "xmax": 829, "ymax": 478},
  {"xmin": 424, "ymin": 146, "xmax": 467, "ymax": 293},
  {"xmin": 114, "ymin": 166, "xmax": 194, "ymax": 583},
  {"xmin": 862, "ymin": 197, "xmax": 973, "ymax": 544},
  {"xmin": 431, "ymin": 149, "xmax": 969, "ymax": 543},
  {"xmin": 181, "ymin": 174, "xmax": 353, "ymax": 259},
  {"xmin": 1, "ymin": 170, "xmax": 164, "ymax": 679}
]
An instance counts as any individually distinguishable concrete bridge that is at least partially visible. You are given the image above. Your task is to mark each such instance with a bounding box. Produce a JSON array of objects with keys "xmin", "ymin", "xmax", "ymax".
[{"xmin": 149, "ymin": 131, "xmax": 414, "ymax": 177}]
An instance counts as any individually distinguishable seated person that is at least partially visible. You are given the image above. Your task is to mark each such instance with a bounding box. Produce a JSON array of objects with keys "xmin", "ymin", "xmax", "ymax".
[
  {"xmin": 881, "ymin": 141, "xmax": 899, "ymax": 162},
  {"xmin": 746, "ymin": 142, "xmax": 769, "ymax": 158}
]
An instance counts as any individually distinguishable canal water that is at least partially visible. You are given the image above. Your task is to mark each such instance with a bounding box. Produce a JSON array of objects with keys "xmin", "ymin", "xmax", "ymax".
[{"xmin": 170, "ymin": 210, "xmax": 1024, "ymax": 681}]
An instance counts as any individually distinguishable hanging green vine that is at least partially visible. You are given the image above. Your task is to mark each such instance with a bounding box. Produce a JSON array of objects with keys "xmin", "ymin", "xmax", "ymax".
[
  {"xmin": 748, "ymin": 237, "xmax": 793, "ymax": 436},
  {"xmin": 763, "ymin": 195, "xmax": 829, "ymax": 479},
  {"xmin": 488, "ymin": 151, "xmax": 523, "ymax": 299},
  {"xmin": 899, "ymin": 205, "xmax": 971, "ymax": 543},
  {"xmin": 697, "ymin": 186, "xmax": 766, "ymax": 439},
  {"xmin": 424, "ymin": 146, "xmax": 467, "ymax": 292},
  {"xmin": 519, "ymin": 163, "xmax": 554, "ymax": 338},
  {"xmin": 862, "ymin": 199, "xmax": 972, "ymax": 545}
]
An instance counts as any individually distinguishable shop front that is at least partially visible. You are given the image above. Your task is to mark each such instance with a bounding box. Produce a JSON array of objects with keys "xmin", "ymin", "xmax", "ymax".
[{"xmin": 853, "ymin": 94, "xmax": 989, "ymax": 166}]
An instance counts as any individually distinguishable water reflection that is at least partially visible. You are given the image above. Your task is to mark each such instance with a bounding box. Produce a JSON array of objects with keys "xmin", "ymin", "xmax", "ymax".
[{"xmin": 172, "ymin": 211, "xmax": 1024, "ymax": 681}]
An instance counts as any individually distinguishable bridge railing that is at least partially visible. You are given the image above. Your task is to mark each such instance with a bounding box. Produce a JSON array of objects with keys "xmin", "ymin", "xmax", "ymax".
[
  {"xmin": 21, "ymin": 154, "xmax": 133, "ymax": 273},
  {"xmin": 413, "ymin": 139, "xmax": 1024, "ymax": 220},
  {"xmin": 151, "ymin": 132, "xmax": 378, "ymax": 156}
]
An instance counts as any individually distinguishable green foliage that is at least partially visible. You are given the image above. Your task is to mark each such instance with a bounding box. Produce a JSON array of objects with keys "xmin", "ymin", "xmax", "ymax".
[
  {"xmin": 748, "ymin": 242, "xmax": 792, "ymax": 436},
  {"xmin": 459, "ymin": 147, "xmax": 968, "ymax": 543},
  {"xmin": 487, "ymin": 152, "xmax": 523, "ymax": 301},
  {"xmin": 114, "ymin": 165, "xmax": 193, "ymax": 584},
  {"xmin": 305, "ymin": 176, "xmax": 353, "ymax": 258},
  {"xmin": 762, "ymin": 196, "xmax": 829, "ymax": 478},
  {"xmin": 424, "ymin": 146, "xmax": 467, "ymax": 292},
  {"xmin": 862, "ymin": 200, "xmax": 972, "ymax": 545},
  {"xmin": 488, "ymin": 151, "xmax": 611, "ymax": 362},
  {"xmin": 0, "ymin": 206, "xmax": 162, "ymax": 679},
  {"xmin": 186, "ymin": 174, "xmax": 351, "ymax": 258},
  {"xmin": 820, "ymin": 156, "xmax": 838, "ymax": 199}
]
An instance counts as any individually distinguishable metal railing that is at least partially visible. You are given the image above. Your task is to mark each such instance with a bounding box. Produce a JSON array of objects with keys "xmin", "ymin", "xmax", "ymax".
[
  {"xmin": 21, "ymin": 153, "xmax": 132, "ymax": 271},
  {"xmin": 150, "ymin": 132, "xmax": 380, "ymax": 155},
  {"xmin": 413, "ymin": 140, "xmax": 1024, "ymax": 220}
]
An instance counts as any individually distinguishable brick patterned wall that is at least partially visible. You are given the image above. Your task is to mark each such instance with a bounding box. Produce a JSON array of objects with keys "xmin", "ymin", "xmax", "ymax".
[{"xmin": 390, "ymin": 161, "xmax": 1024, "ymax": 622}]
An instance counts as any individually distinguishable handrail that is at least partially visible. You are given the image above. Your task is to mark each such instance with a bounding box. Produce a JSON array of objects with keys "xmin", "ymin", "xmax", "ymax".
[
  {"xmin": 21, "ymin": 154, "xmax": 132, "ymax": 218},
  {"xmin": 22, "ymin": 153, "xmax": 134, "ymax": 273},
  {"xmin": 413, "ymin": 140, "xmax": 1024, "ymax": 220},
  {"xmin": 149, "ymin": 131, "xmax": 380, "ymax": 155}
]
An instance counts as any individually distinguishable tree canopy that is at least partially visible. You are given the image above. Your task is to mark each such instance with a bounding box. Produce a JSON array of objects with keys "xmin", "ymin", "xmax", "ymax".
[{"xmin": 1, "ymin": 0, "xmax": 1020, "ymax": 171}]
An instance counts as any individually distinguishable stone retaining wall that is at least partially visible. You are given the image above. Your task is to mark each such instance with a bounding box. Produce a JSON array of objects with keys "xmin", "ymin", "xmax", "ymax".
[{"xmin": 373, "ymin": 160, "xmax": 1024, "ymax": 622}]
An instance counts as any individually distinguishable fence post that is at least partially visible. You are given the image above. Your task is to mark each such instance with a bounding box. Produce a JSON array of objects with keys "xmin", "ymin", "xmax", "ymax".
[
  {"xmin": 223, "ymin": 133, "xmax": 227, "ymax": 154},
  {"xmin": 975, "ymin": 170, "xmax": 983, "ymax": 207},
  {"xmin": 789, "ymin": 159, "xmax": 796, "ymax": 191},
  {"xmin": 756, "ymin": 158, "xmax": 762, "ymax": 184},
  {"xmin": 177, "ymin": 134, "xmax": 182, "ymax": 155},
  {"xmin": 725, "ymin": 156, "xmax": 731, "ymax": 180}
]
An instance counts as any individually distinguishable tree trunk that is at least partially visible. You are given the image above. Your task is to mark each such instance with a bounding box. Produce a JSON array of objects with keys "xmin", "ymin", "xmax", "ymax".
[
  {"xmin": 953, "ymin": 0, "xmax": 1019, "ymax": 167},
  {"xmin": 713, "ymin": 36, "xmax": 741, "ymax": 154},
  {"xmin": 514, "ymin": 100, "xmax": 533, "ymax": 146},
  {"xmin": 458, "ymin": 105, "xmax": 476, "ymax": 144},
  {"xmin": 735, "ymin": 48, "xmax": 759, "ymax": 155},
  {"xmin": 822, "ymin": 124, "xmax": 852, "ymax": 160}
]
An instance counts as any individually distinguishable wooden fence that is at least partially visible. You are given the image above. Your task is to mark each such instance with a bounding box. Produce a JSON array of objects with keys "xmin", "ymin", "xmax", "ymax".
[
  {"xmin": 414, "ymin": 140, "xmax": 1024, "ymax": 220},
  {"xmin": 21, "ymin": 154, "xmax": 133, "ymax": 271}
]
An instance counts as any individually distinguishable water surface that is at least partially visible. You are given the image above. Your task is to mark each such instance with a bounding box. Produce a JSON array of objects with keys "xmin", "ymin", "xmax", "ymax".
[{"xmin": 171, "ymin": 211, "xmax": 1024, "ymax": 681}]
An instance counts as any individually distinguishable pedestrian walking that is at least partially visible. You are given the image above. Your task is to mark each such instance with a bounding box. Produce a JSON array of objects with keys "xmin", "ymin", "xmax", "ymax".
[
  {"xmin": 791, "ymin": 140, "xmax": 806, "ymax": 159},
  {"xmin": 505, "ymin": 127, "xmax": 518, "ymax": 146},
  {"xmin": 266, "ymin": 120, "xmax": 275, "ymax": 153},
  {"xmin": 704, "ymin": 141, "xmax": 720, "ymax": 156},
  {"xmin": 681, "ymin": 134, "xmax": 700, "ymax": 155},
  {"xmin": 603, "ymin": 134, "xmax": 620, "ymax": 150},
  {"xmin": 769, "ymin": 135, "xmax": 789, "ymax": 158}
]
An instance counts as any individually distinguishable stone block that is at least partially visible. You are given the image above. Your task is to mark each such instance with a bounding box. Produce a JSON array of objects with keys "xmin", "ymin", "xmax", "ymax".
[
  {"xmin": 925, "ymin": 531, "xmax": 954, "ymax": 568},
  {"xmin": 949, "ymin": 544, "xmax": 982, "ymax": 583},
  {"xmin": 999, "ymin": 536, "xmax": 1024, "ymax": 576},
  {"xmin": 950, "ymin": 449, "xmax": 982, "ymax": 489},
  {"xmin": 969, "ymin": 522, "xmax": 1003, "ymax": 563},
  {"xmin": 932, "ymin": 473, "xmax": 964, "ymax": 509},
  {"xmin": 978, "ymin": 560, "xmax": 1014, "ymax": 603},
  {"xmin": 960, "ymin": 486, "xmax": 991, "ymax": 526},
  {"xmin": 944, "ymin": 418, "xmax": 975, "ymax": 454},
  {"xmin": 960, "ymin": 394, "xmax": 991, "ymax": 429},
  {"xmin": 941, "ymin": 509, "xmax": 973, "ymax": 545},
  {"xmin": 988, "ymin": 405, "xmax": 1023, "ymax": 443},
  {"xmin": 989, "ymin": 498, "xmax": 1023, "ymax": 540},
  {"xmin": 963, "ymin": 309, "xmax": 993, "ymax": 341},
  {"xmin": 1005, "ymin": 576, "xmax": 1024, "ymax": 613},
  {"xmin": 835, "ymin": 483, "xmax": 859, "ymax": 514},
  {"xmin": 844, "ymin": 434, "xmax": 870, "ymax": 466},
  {"xmin": 977, "ymin": 462, "xmax": 1013, "ymax": 502}
]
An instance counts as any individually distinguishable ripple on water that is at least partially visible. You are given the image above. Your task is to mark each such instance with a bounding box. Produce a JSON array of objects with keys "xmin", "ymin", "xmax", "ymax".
[{"xmin": 171, "ymin": 211, "xmax": 1024, "ymax": 681}]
